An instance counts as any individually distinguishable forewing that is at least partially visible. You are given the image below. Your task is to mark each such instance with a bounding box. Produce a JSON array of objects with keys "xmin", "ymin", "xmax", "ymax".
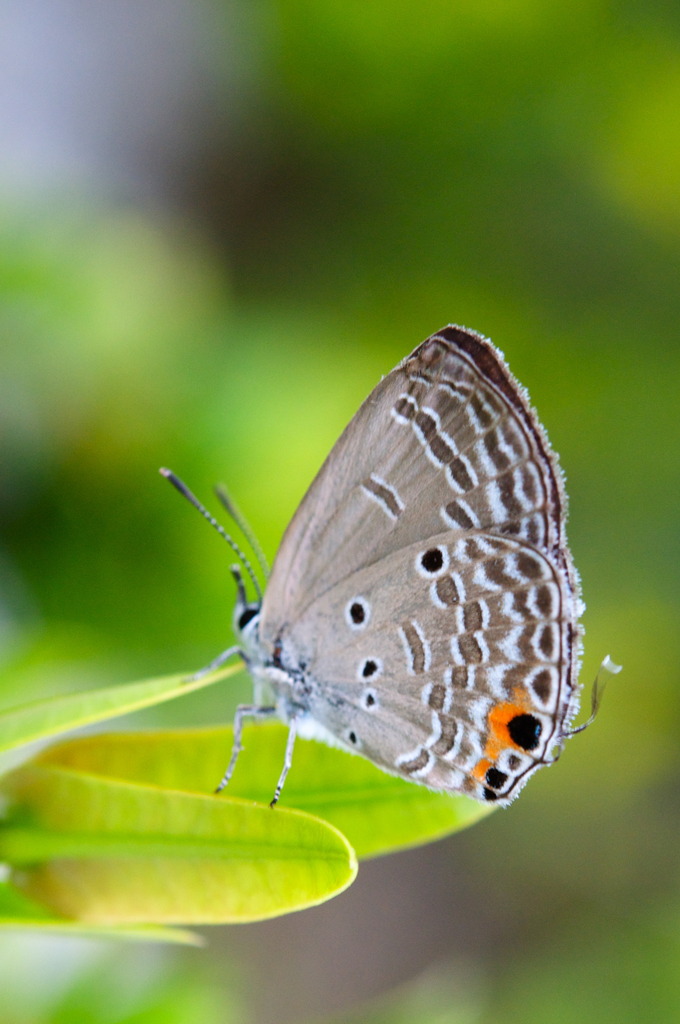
[{"xmin": 261, "ymin": 325, "xmax": 577, "ymax": 641}]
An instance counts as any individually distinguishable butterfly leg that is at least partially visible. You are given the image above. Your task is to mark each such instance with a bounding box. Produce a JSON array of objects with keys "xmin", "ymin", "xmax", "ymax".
[
  {"xmin": 187, "ymin": 644, "xmax": 244, "ymax": 681},
  {"xmin": 270, "ymin": 716, "xmax": 298, "ymax": 808},
  {"xmin": 215, "ymin": 704, "xmax": 278, "ymax": 794}
]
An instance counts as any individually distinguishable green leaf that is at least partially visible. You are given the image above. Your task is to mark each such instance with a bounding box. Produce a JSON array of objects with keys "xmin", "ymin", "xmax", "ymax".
[
  {"xmin": 0, "ymin": 761, "xmax": 357, "ymax": 925},
  {"xmin": 27, "ymin": 724, "xmax": 493, "ymax": 859},
  {"xmin": 0, "ymin": 666, "xmax": 237, "ymax": 754},
  {"xmin": 0, "ymin": 883, "xmax": 202, "ymax": 943}
]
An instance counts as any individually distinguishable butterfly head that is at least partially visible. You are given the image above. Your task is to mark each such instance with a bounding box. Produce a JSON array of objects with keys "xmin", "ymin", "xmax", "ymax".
[{"xmin": 231, "ymin": 564, "xmax": 261, "ymax": 643}]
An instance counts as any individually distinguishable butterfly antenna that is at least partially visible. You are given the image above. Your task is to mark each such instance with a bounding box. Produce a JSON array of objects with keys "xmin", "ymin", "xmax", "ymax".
[
  {"xmin": 160, "ymin": 468, "xmax": 263, "ymax": 602},
  {"xmin": 215, "ymin": 483, "xmax": 270, "ymax": 580}
]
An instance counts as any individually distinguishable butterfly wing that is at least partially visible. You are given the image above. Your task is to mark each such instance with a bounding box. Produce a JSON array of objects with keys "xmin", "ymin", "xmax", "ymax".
[{"xmin": 258, "ymin": 325, "xmax": 583, "ymax": 803}]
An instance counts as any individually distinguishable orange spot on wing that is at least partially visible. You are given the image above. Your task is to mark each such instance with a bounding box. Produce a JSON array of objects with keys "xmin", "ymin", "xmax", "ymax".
[
  {"xmin": 486, "ymin": 690, "xmax": 532, "ymax": 757},
  {"xmin": 472, "ymin": 758, "xmax": 492, "ymax": 782},
  {"xmin": 472, "ymin": 688, "xmax": 533, "ymax": 783}
]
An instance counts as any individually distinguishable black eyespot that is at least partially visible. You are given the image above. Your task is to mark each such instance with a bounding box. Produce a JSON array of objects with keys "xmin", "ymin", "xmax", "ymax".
[
  {"xmin": 421, "ymin": 548, "xmax": 444, "ymax": 574},
  {"xmin": 360, "ymin": 688, "xmax": 376, "ymax": 712},
  {"xmin": 485, "ymin": 767, "xmax": 508, "ymax": 789},
  {"xmin": 362, "ymin": 659, "xmax": 378, "ymax": 678},
  {"xmin": 483, "ymin": 787, "xmax": 499, "ymax": 801},
  {"xmin": 348, "ymin": 730, "xmax": 358, "ymax": 745},
  {"xmin": 350, "ymin": 602, "xmax": 365, "ymax": 624},
  {"xmin": 238, "ymin": 606, "xmax": 258, "ymax": 631},
  {"xmin": 508, "ymin": 714, "xmax": 542, "ymax": 751}
]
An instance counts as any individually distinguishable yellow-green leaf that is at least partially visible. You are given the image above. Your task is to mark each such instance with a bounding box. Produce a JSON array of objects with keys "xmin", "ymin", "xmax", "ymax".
[
  {"xmin": 0, "ymin": 666, "xmax": 236, "ymax": 754},
  {"xmin": 0, "ymin": 762, "xmax": 357, "ymax": 925}
]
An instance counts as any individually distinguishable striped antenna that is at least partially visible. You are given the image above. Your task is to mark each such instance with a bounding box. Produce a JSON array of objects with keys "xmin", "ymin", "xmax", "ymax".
[
  {"xmin": 160, "ymin": 468, "xmax": 263, "ymax": 602},
  {"xmin": 215, "ymin": 483, "xmax": 270, "ymax": 579}
]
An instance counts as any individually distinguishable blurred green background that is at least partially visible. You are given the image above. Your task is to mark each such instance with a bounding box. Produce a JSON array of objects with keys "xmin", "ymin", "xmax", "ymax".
[{"xmin": 1, "ymin": 1, "xmax": 679, "ymax": 1022}]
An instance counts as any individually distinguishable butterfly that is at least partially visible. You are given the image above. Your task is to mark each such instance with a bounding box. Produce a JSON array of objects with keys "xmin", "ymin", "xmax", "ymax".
[{"xmin": 162, "ymin": 325, "xmax": 585, "ymax": 806}]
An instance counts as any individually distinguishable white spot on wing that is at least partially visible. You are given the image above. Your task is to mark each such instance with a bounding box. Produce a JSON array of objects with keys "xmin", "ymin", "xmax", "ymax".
[
  {"xmin": 398, "ymin": 625, "xmax": 415, "ymax": 674},
  {"xmin": 412, "ymin": 620, "xmax": 431, "ymax": 672},
  {"xmin": 430, "ymin": 581, "xmax": 448, "ymax": 609},
  {"xmin": 425, "ymin": 710, "xmax": 443, "ymax": 747}
]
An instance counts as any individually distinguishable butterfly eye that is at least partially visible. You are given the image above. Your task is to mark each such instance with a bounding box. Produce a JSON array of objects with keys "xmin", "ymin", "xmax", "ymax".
[{"xmin": 237, "ymin": 606, "xmax": 259, "ymax": 631}]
